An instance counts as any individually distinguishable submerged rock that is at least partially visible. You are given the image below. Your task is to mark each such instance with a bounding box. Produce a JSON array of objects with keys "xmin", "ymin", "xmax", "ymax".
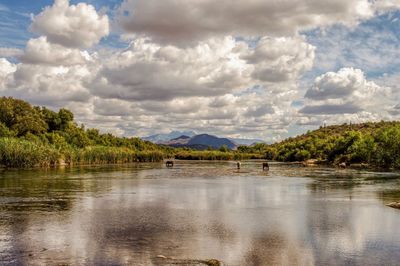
[
  {"xmin": 154, "ymin": 255, "xmax": 223, "ymax": 265},
  {"xmin": 386, "ymin": 202, "xmax": 400, "ymax": 209},
  {"xmin": 349, "ymin": 163, "xmax": 370, "ymax": 169},
  {"xmin": 205, "ymin": 259, "xmax": 222, "ymax": 266}
]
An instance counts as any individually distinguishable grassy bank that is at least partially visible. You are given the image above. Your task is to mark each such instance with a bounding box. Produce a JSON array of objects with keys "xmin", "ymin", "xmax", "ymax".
[
  {"xmin": 0, "ymin": 138, "xmax": 265, "ymax": 168},
  {"xmin": 0, "ymin": 138, "xmax": 60, "ymax": 168},
  {"xmin": 0, "ymin": 97, "xmax": 174, "ymax": 168},
  {"xmin": 0, "ymin": 137, "xmax": 167, "ymax": 168}
]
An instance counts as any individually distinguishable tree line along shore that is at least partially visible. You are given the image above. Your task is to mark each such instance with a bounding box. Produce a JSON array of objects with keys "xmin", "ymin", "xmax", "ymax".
[
  {"xmin": 0, "ymin": 96, "xmax": 399, "ymax": 169},
  {"xmin": 0, "ymin": 97, "xmax": 262, "ymax": 168}
]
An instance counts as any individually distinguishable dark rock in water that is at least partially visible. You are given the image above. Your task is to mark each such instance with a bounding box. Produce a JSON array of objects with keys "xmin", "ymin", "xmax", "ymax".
[
  {"xmin": 386, "ymin": 202, "xmax": 400, "ymax": 209},
  {"xmin": 349, "ymin": 163, "xmax": 369, "ymax": 169},
  {"xmin": 205, "ymin": 259, "xmax": 222, "ymax": 266},
  {"xmin": 153, "ymin": 255, "xmax": 223, "ymax": 265}
]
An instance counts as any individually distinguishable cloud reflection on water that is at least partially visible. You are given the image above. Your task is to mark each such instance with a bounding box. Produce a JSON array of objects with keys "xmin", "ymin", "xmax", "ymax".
[{"xmin": 0, "ymin": 162, "xmax": 399, "ymax": 265}]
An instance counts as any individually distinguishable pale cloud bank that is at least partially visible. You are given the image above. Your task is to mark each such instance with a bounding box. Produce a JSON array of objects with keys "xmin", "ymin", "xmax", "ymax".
[{"xmin": 0, "ymin": 0, "xmax": 399, "ymax": 140}]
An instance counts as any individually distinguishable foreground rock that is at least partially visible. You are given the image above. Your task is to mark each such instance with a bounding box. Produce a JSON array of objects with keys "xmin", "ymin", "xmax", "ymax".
[
  {"xmin": 154, "ymin": 255, "xmax": 222, "ymax": 265},
  {"xmin": 386, "ymin": 202, "xmax": 400, "ymax": 209}
]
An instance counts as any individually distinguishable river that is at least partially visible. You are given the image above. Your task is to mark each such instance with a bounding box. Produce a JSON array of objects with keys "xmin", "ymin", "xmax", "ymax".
[{"xmin": 1, "ymin": 161, "xmax": 400, "ymax": 265}]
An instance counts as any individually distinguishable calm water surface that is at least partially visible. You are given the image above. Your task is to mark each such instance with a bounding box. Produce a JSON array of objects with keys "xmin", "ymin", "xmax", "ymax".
[{"xmin": 1, "ymin": 161, "xmax": 400, "ymax": 265}]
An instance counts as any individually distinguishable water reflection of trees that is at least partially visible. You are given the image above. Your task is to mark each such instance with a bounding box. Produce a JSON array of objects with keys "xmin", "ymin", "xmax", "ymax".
[
  {"xmin": 378, "ymin": 189, "xmax": 400, "ymax": 202},
  {"xmin": 0, "ymin": 168, "xmax": 95, "ymax": 212},
  {"xmin": 1, "ymin": 163, "xmax": 400, "ymax": 265},
  {"xmin": 0, "ymin": 165, "xmax": 155, "ymax": 265}
]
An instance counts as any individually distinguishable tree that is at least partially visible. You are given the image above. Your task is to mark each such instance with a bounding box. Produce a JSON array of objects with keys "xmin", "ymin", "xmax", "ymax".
[
  {"xmin": 45, "ymin": 132, "xmax": 69, "ymax": 150},
  {"xmin": 61, "ymin": 123, "xmax": 91, "ymax": 148},
  {"xmin": 348, "ymin": 134, "xmax": 375, "ymax": 163},
  {"xmin": 40, "ymin": 107, "xmax": 62, "ymax": 132},
  {"xmin": 219, "ymin": 145, "xmax": 229, "ymax": 152},
  {"xmin": 0, "ymin": 122, "xmax": 15, "ymax": 137},
  {"xmin": 264, "ymin": 147, "xmax": 276, "ymax": 160},
  {"xmin": 58, "ymin": 108, "xmax": 74, "ymax": 129},
  {"xmin": 0, "ymin": 97, "xmax": 47, "ymax": 136},
  {"xmin": 295, "ymin": 150, "xmax": 311, "ymax": 161},
  {"xmin": 327, "ymin": 131, "xmax": 360, "ymax": 162},
  {"xmin": 374, "ymin": 125, "xmax": 400, "ymax": 168}
]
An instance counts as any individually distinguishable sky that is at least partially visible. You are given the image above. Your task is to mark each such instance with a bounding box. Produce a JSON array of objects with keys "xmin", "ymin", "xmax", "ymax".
[{"xmin": 1, "ymin": 0, "xmax": 400, "ymax": 142}]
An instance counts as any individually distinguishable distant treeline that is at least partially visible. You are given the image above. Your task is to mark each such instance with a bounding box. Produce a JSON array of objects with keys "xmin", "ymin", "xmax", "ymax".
[
  {"xmin": 238, "ymin": 121, "xmax": 400, "ymax": 169},
  {"xmin": 174, "ymin": 150, "xmax": 264, "ymax": 161},
  {"xmin": 0, "ymin": 97, "xmax": 260, "ymax": 168}
]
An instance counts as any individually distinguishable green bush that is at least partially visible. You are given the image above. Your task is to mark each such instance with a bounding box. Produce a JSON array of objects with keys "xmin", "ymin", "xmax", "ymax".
[{"xmin": 373, "ymin": 126, "xmax": 400, "ymax": 168}]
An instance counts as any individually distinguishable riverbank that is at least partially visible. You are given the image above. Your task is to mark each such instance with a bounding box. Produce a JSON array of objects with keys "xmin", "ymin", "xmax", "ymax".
[
  {"xmin": 0, "ymin": 137, "xmax": 266, "ymax": 168},
  {"xmin": 300, "ymin": 158, "xmax": 399, "ymax": 171}
]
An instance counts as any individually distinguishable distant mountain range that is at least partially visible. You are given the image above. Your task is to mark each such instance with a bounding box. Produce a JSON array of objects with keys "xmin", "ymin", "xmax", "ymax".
[
  {"xmin": 142, "ymin": 131, "xmax": 265, "ymax": 150},
  {"xmin": 160, "ymin": 134, "xmax": 236, "ymax": 150},
  {"xmin": 142, "ymin": 131, "xmax": 196, "ymax": 143}
]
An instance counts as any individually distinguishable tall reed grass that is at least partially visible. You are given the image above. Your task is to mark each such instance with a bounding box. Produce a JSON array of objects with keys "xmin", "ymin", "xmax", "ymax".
[
  {"xmin": 72, "ymin": 147, "xmax": 166, "ymax": 164},
  {"xmin": 0, "ymin": 138, "xmax": 59, "ymax": 167},
  {"xmin": 0, "ymin": 137, "xmax": 264, "ymax": 168},
  {"xmin": 0, "ymin": 138, "xmax": 168, "ymax": 168}
]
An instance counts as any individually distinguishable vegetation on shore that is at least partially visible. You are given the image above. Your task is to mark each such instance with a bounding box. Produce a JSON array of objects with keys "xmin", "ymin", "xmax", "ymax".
[
  {"xmin": 0, "ymin": 97, "xmax": 172, "ymax": 167},
  {"xmin": 174, "ymin": 149, "xmax": 263, "ymax": 161},
  {"xmin": 0, "ymin": 97, "xmax": 258, "ymax": 168},
  {"xmin": 240, "ymin": 121, "xmax": 400, "ymax": 169},
  {"xmin": 2, "ymin": 96, "xmax": 400, "ymax": 169}
]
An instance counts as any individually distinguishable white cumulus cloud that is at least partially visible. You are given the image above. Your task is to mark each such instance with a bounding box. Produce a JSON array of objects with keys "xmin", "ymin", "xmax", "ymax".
[
  {"xmin": 0, "ymin": 58, "xmax": 16, "ymax": 89},
  {"xmin": 31, "ymin": 0, "xmax": 109, "ymax": 48},
  {"xmin": 20, "ymin": 37, "xmax": 91, "ymax": 66},
  {"xmin": 300, "ymin": 68, "xmax": 392, "ymax": 124},
  {"xmin": 91, "ymin": 36, "xmax": 314, "ymax": 101}
]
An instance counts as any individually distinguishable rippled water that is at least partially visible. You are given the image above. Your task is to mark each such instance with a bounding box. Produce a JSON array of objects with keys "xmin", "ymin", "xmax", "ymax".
[{"xmin": 1, "ymin": 161, "xmax": 400, "ymax": 265}]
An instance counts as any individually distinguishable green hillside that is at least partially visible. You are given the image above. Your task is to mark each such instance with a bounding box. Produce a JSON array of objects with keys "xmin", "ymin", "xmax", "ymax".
[{"xmin": 242, "ymin": 121, "xmax": 400, "ymax": 168}]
